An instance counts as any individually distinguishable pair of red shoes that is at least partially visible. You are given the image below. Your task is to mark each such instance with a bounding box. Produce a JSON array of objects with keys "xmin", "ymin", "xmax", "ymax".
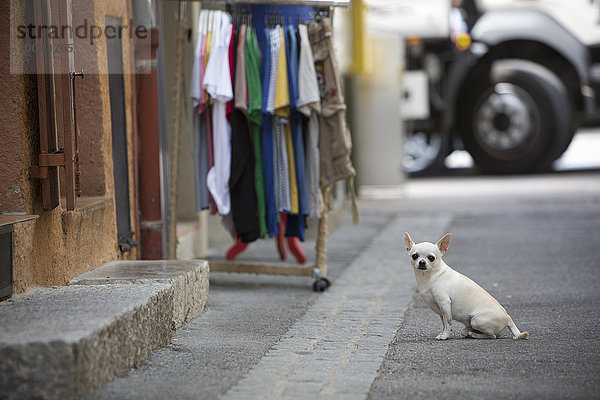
[{"xmin": 225, "ymin": 213, "xmax": 306, "ymax": 263}]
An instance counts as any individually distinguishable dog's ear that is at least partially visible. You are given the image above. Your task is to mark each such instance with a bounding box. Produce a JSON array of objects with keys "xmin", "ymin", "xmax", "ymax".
[
  {"xmin": 403, "ymin": 232, "xmax": 415, "ymax": 252},
  {"xmin": 436, "ymin": 233, "xmax": 452, "ymax": 254}
]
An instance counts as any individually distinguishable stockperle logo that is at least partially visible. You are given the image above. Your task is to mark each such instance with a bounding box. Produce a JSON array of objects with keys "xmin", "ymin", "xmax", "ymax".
[{"xmin": 10, "ymin": 0, "xmax": 153, "ymax": 75}]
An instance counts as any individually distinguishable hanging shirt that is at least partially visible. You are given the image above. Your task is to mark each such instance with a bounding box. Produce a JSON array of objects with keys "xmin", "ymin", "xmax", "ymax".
[
  {"xmin": 234, "ymin": 25, "xmax": 249, "ymax": 113},
  {"xmin": 288, "ymin": 24, "xmax": 307, "ymax": 217},
  {"xmin": 266, "ymin": 28, "xmax": 279, "ymax": 114},
  {"xmin": 226, "ymin": 23, "xmax": 235, "ymax": 121},
  {"xmin": 230, "ymin": 109, "xmax": 259, "ymax": 242},
  {"xmin": 286, "ymin": 25, "xmax": 299, "ymax": 111},
  {"xmin": 272, "ymin": 118, "xmax": 279, "ymax": 214},
  {"xmin": 282, "ymin": 26, "xmax": 298, "ymax": 215},
  {"xmin": 285, "ymin": 24, "xmax": 308, "ymax": 240},
  {"xmin": 245, "ymin": 26, "xmax": 267, "ymax": 238},
  {"xmin": 274, "ymin": 118, "xmax": 291, "ymax": 213},
  {"xmin": 261, "ymin": 28, "xmax": 278, "ymax": 236},
  {"xmin": 190, "ymin": 11, "xmax": 210, "ymax": 212},
  {"xmin": 298, "ymin": 24, "xmax": 322, "ymax": 218},
  {"xmin": 285, "ymin": 122, "xmax": 298, "ymax": 214},
  {"xmin": 204, "ymin": 11, "xmax": 218, "ymax": 215},
  {"xmin": 297, "ymin": 24, "xmax": 321, "ymax": 116},
  {"xmin": 190, "ymin": 10, "xmax": 207, "ymax": 108},
  {"xmin": 270, "ymin": 27, "xmax": 292, "ymax": 213},
  {"xmin": 203, "ymin": 11, "xmax": 234, "ymax": 216},
  {"xmin": 230, "ymin": 24, "xmax": 259, "ymax": 243},
  {"xmin": 205, "ymin": 10, "xmax": 213, "ymax": 72},
  {"xmin": 309, "ymin": 17, "xmax": 355, "ymax": 188},
  {"xmin": 274, "ymin": 27, "xmax": 290, "ymax": 119}
]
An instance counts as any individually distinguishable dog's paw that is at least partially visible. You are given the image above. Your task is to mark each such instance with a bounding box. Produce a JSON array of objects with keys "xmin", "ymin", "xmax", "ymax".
[{"xmin": 435, "ymin": 333, "xmax": 449, "ymax": 340}]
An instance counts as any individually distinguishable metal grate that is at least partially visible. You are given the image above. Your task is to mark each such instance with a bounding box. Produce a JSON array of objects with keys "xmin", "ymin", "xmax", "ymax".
[{"xmin": 0, "ymin": 225, "xmax": 13, "ymax": 299}]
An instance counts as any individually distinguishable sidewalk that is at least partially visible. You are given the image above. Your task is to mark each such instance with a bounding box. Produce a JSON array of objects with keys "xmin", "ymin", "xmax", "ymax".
[{"xmin": 0, "ymin": 261, "xmax": 209, "ymax": 400}]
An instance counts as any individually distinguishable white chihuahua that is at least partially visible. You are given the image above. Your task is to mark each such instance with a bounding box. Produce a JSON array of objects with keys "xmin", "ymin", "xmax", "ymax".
[{"xmin": 404, "ymin": 232, "xmax": 528, "ymax": 340}]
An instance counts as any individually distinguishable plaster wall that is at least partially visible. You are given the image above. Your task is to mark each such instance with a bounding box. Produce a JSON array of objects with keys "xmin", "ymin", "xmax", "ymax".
[
  {"xmin": 73, "ymin": 0, "xmax": 107, "ymax": 197},
  {"xmin": 0, "ymin": 1, "xmax": 30, "ymax": 213},
  {"xmin": 2, "ymin": 0, "xmax": 141, "ymax": 294}
]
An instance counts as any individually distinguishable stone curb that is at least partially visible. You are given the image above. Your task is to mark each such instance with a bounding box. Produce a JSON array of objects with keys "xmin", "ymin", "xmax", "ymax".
[
  {"xmin": 0, "ymin": 284, "xmax": 173, "ymax": 400},
  {"xmin": 0, "ymin": 260, "xmax": 209, "ymax": 400},
  {"xmin": 69, "ymin": 260, "xmax": 210, "ymax": 329}
]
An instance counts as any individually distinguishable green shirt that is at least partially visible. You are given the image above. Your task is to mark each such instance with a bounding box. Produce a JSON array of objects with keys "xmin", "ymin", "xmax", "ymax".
[{"xmin": 245, "ymin": 27, "xmax": 267, "ymax": 238}]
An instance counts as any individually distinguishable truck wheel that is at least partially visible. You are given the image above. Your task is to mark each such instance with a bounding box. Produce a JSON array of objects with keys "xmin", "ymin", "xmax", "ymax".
[
  {"xmin": 403, "ymin": 130, "xmax": 450, "ymax": 176},
  {"xmin": 459, "ymin": 62, "xmax": 572, "ymax": 174}
]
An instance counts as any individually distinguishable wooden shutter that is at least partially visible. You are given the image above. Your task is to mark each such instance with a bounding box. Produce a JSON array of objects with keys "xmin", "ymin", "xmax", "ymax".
[{"xmin": 30, "ymin": 0, "xmax": 80, "ymax": 211}]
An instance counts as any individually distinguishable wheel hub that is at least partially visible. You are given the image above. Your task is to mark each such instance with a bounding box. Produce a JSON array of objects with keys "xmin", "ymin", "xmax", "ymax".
[
  {"xmin": 492, "ymin": 113, "xmax": 510, "ymax": 132},
  {"xmin": 475, "ymin": 83, "xmax": 534, "ymax": 151},
  {"xmin": 403, "ymin": 131, "xmax": 444, "ymax": 173}
]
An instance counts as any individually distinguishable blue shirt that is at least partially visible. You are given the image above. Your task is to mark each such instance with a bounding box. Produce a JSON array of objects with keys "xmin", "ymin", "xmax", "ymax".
[{"xmin": 261, "ymin": 28, "xmax": 278, "ymax": 237}]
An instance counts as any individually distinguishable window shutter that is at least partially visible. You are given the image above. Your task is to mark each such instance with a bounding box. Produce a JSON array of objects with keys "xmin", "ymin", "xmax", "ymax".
[{"xmin": 30, "ymin": 0, "xmax": 80, "ymax": 211}]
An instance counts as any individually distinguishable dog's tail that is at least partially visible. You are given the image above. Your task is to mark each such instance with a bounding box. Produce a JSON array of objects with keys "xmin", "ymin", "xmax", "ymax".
[{"xmin": 507, "ymin": 315, "xmax": 529, "ymax": 340}]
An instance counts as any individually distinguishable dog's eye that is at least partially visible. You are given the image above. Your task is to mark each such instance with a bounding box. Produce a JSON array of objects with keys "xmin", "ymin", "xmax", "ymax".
[
  {"xmin": 411, "ymin": 253, "xmax": 419, "ymax": 260},
  {"xmin": 428, "ymin": 255, "xmax": 435, "ymax": 262}
]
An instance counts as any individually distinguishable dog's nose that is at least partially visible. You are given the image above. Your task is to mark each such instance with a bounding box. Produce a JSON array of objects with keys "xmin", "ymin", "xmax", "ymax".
[{"xmin": 419, "ymin": 260, "xmax": 427, "ymax": 268}]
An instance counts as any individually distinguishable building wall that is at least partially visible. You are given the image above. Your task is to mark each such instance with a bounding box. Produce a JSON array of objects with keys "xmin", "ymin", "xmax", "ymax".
[
  {"xmin": 1, "ymin": 0, "xmax": 140, "ymax": 294},
  {"xmin": 0, "ymin": 2, "xmax": 30, "ymax": 213},
  {"xmin": 73, "ymin": 0, "xmax": 107, "ymax": 197}
]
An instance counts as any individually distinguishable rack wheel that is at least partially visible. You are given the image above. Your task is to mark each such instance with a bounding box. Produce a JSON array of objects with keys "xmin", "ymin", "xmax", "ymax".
[{"xmin": 312, "ymin": 278, "xmax": 331, "ymax": 292}]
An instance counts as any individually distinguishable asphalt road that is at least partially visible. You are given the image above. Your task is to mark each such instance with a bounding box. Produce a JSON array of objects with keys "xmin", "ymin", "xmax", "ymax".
[
  {"xmin": 88, "ymin": 166, "xmax": 600, "ymax": 399},
  {"xmin": 367, "ymin": 189, "xmax": 600, "ymax": 399}
]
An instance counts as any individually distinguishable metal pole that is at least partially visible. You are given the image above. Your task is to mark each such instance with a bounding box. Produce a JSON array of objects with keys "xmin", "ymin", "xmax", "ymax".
[{"xmin": 156, "ymin": 0, "xmax": 170, "ymax": 259}]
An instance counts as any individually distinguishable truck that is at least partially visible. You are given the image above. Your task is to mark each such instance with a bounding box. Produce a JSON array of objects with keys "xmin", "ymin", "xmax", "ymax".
[{"xmin": 399, "ymin": 0, "xmax": 600, "ymax": 174}]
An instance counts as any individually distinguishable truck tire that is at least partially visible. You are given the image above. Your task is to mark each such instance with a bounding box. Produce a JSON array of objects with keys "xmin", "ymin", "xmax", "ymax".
[
  {"xmin": 403, "ymin": 130, "xmax": 450, "ymax": 176},
  {"xmin": 459, "ymin": 61, "xmax": 573, "ymax": 174}
]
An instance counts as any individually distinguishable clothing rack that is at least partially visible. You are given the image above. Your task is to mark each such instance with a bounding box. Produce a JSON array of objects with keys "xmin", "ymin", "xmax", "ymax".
[{"xmin": 171, "ymin": 0, "xmax": 351, "ymax": 292}]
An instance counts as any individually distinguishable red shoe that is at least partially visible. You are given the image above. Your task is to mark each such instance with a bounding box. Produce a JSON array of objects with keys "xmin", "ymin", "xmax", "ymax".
[
  {"xmin": 287, "ymin": 237, "xmax": 306, "ymax": 264},
  {"xmin": 226, "ymin": 237, "xmax": 249, "ymax": 261}
]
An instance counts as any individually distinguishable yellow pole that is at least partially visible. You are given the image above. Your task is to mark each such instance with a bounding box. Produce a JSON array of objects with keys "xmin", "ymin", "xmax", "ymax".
[{"xmin": 351, "ymin": 0, "xmax": 367, "ymax": 75}]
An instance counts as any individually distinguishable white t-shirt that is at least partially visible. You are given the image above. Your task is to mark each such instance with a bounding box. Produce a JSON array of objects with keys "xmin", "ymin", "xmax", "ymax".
[
  {"xmin": 203, "ymin": 11, "xmax": 233, "ymax": 215},
  {"xmin": 190, "ymin": 9, "xmax": 208, "ymax": 108},
  {"xmin": 297, "ymin": 24, "xmax": 321, "ymax": 117}
]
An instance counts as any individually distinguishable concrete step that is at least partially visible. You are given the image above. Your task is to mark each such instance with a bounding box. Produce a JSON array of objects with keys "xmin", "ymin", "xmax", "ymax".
[
  {"xmin": 0, "ymin": 260, "xmax": 209, "ymax": 400},
  {"xmin": 69, "ymin": 260, "xmax": 210, "ymax": 330}
]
